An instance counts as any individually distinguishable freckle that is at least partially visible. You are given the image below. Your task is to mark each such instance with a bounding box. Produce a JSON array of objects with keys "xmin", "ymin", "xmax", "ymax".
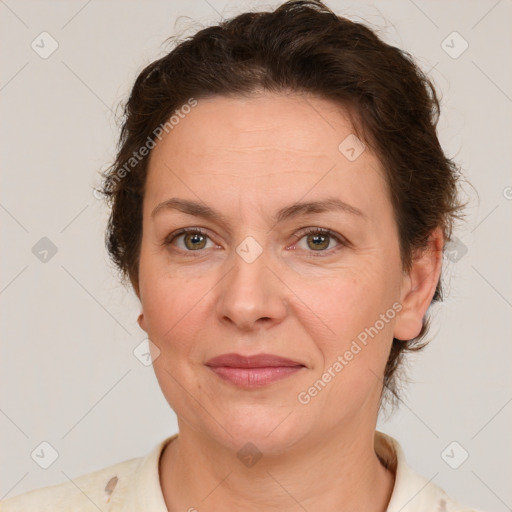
[{"xmin": 105, "ymin": 476, "xmax": 118, "ymax": 502}]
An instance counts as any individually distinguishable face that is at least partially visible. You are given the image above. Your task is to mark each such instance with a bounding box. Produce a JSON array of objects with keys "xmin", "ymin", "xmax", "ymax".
[{"xmin": 136, "ymin": 92, "xmax": 434, "ymax": 453}]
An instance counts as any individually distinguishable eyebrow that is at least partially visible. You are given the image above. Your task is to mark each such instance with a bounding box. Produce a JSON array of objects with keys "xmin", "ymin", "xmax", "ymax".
[{"xmin": 151, "ymin": 197, "xmax": 366, "ymax": 223}]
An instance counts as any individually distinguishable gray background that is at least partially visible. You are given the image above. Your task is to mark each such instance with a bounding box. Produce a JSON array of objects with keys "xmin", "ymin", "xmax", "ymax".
[{"xmin": 1, "ymin": 1, "xmax": 510, "ymax": 510}]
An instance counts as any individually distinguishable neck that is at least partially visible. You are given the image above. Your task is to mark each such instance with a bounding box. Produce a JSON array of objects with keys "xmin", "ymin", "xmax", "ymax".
[{"xmin": 159, "ymin": 422, "xmax": 395, "ymax": 512}]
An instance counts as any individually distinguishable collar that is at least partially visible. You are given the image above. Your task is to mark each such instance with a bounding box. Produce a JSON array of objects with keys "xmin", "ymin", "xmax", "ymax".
[
  {"xmin": 119, "ymin": 434, "xmax": 176, "ymax": 511},
  {"xmin": 119, "ymin": 431, "xmax": 462, "ymax": 512},
  {"xmin": 375, "ymin": 431, "xmax": 461, "ymax": 512}
]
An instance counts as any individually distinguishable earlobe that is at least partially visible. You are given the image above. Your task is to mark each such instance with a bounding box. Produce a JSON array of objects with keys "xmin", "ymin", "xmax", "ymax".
[
  {"xmin": 393, "ymin": 228, "xmax": 444, "ymax": 341},
  {"xmin": 137, "ymin": 313, "xmax": 147, "ymax": 333}
]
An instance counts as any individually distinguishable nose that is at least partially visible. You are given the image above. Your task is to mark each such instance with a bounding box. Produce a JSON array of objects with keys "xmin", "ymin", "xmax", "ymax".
[{"xmin": 216, "ymin": 241, "xmax": 288, "ymax": 332}]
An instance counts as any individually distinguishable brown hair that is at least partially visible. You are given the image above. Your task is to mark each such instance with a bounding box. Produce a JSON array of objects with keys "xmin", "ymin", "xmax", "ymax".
[{"xmin": 99, "ymin": 0, "xmax": 465, "ymax": 412}]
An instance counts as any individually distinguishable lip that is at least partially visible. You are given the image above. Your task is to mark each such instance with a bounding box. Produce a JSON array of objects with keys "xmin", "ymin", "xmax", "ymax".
[
  {"xmin": 205, "ymin": 353, "xmax": 306, "ymax": 389},
  {"xmin": 206, "ymin": 353, "xmax": 304, "ymax": 368}
]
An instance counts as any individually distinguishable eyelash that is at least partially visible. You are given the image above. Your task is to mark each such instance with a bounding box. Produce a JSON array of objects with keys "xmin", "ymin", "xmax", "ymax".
[{"xmin": 162, "ymin": 226, "xmax": 348, "ymax": 258}]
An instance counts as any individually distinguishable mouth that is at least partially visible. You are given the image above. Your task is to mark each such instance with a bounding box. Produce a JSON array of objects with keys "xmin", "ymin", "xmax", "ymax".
[{"xmin": 205, "ymin": 353, "xmax": 306, "ymax": 389}]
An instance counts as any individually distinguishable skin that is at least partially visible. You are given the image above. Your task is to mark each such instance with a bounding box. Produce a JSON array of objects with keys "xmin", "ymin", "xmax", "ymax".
[{"xmin": 135, "ymin": 91, "xmax": 443, "ymax": 512}]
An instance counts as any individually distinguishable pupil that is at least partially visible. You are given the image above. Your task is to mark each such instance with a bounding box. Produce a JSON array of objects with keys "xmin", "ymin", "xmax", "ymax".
[
  {"xmin": 309, "ymin": 233, "xmax": 328, "ymax": 250},
  {"xmin": 186, "ymin": 233, "xmax": 205, "ymax": 250}
]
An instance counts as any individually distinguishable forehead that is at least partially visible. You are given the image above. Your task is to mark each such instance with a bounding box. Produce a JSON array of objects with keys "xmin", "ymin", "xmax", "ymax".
[
  {"xmin": 151, "ymin": 92, "xmax": 360, "ymax": 165},
  {"xmin": 144, "ymin": 92, "xmax": 388, "ymax": 222}
]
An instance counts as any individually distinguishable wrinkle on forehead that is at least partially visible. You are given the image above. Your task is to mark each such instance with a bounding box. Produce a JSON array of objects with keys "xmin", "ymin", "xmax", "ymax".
[
  {"xmin": 144, "ymin": 92, "xmax": 387, "ymax": 226},
  {"xmin": 185, "ymin": 170, "xmax": 319, "ymax": 178},
  {"xmin": 198, "ymin": 145, "xmax": 328, "ymax": 154}
]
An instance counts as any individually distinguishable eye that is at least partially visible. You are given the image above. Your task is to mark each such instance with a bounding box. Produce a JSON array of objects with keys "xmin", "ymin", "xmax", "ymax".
[
  {"xmin": 163, "ymin": 228, "xmax": 217, "ymax": 253},
  {"xmin": 291, "ymin": 227, "xmax": 347, "ymax": 255},
  {"xmin": 162, "ymin": 226, "xmax": 348, "ymax": 257}
]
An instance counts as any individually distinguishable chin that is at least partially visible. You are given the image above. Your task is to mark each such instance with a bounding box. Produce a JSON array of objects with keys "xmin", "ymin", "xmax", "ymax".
[{"xmin": 206, "ymin": 407, "xmax": 307, "ymax": 456}]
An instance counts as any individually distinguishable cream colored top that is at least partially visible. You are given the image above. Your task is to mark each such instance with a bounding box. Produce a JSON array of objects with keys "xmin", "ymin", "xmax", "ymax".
[{"xmin": 1, "ymin": 431, "xmax": 481, "ymax": 511}]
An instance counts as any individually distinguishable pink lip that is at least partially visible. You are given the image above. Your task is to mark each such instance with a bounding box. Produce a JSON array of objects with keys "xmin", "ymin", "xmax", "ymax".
[{"xmin": 205, "ymin": 353, "xmax": 305, "ymax": 388}]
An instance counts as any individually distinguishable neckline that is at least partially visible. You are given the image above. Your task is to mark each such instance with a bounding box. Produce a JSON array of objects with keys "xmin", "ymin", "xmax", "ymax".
[{"xmin": 127, "ymin": 430, "xmax": 452, "ymax": 512}]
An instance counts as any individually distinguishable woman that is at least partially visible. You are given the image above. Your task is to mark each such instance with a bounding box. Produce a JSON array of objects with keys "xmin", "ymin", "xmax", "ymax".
[{"xmin": 2, "ymin": 1, "xmax": 480, "ymax": 510}]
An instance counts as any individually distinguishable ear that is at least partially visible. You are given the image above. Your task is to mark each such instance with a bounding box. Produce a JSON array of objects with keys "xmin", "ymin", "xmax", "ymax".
[
  {"xmin": 137, "ymin": 312, "xmax": 147, "ymax": 333},
  {"xmin": 393, "ymin": 227, "xmax": 444, "ymax": 341}
]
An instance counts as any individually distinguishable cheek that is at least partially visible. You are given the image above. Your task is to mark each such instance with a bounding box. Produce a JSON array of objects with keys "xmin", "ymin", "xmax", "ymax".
[
  {"xmin": 142, "ymin": 277, "xmax": 203, "ymax": 343},
  {"xmin": 138, "ymin": 249, "xmax": 211, "ymax": 346},
  {"xmin": 302, "ymin": 267, "xmax": 396, "ymax": 347},
  {"xmin": 304, "ymin": 277, "xmax": 398, "ymax": 408},
  {"xmin": 303, "ymin": 276, "xmax": 397, "ymax": 403}
]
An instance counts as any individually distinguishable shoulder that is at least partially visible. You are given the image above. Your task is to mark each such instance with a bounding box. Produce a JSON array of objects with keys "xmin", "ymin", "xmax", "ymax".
[{"xmin": 0, "ymin": 456, "xmax": 141, "ymax": 512}]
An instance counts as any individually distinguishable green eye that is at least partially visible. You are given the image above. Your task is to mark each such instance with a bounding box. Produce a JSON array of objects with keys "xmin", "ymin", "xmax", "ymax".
[
  {"xmin": 293, "ymin": 227, "xmax": 346, "ymax": 255},
  {"xmin": 163, "ymin": 226, "xmax": 347, "ymax": 257},
  {"xmin": 164, "ymin": 228, "xmax": 214, "ymax": 252}
]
